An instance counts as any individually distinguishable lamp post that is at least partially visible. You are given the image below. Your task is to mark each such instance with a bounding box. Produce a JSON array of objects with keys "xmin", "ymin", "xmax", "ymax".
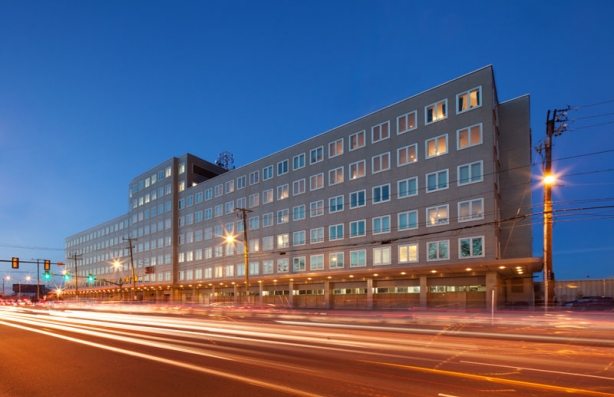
[
  {"xmin": 228, "ymin": 207, "xmax": 252, "ymax": 304},
  {"xmin": 543, "ymin": 173, "xmax": 555, "ymax": 311},
  {"xmin": 2, "ymin": 275, "xmax": 10, "ymax": 297}
]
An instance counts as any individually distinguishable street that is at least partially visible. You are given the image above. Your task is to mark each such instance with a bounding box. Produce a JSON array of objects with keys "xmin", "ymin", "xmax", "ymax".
[{"xmin": 1, "ymin": 306, "xmax": 613, "ymax": 396}]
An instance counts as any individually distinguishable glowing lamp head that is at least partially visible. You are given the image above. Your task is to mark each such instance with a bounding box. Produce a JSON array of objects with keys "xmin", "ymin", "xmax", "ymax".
[
  {"xmin": 544, "ymin": 174, "xmax": 556, "ymax": 185},
  {"xmin": 225, "ymin": 235, "xmax": 235, "ymax": 244}
]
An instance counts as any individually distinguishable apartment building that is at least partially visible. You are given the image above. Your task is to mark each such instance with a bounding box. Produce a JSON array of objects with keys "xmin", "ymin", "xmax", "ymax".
[{"xmin": 64, "ymin": 66, "xmax": 541, "ymax": 310}]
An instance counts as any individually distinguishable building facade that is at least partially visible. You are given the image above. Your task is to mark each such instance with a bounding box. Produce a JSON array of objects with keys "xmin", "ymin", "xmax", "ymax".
[{"xmin": 64, "ymin": 66, "xmax": 541, "ymax": 310}]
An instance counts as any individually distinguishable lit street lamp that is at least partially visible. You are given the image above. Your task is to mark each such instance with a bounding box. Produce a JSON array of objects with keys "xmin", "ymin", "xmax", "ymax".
[{"xmin": 2, "ymin": 275, "xmax": 10, "ymax": 297}]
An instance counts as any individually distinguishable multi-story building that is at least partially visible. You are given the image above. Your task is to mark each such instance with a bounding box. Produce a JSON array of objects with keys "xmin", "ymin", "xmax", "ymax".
[{"xmin": 64, "ymin": 66, "xmax": 541, "ymax": 310}]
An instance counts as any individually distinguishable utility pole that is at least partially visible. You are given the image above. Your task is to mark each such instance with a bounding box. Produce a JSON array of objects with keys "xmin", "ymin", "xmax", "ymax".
[
  {"xmin": 69, "ymin": 253, "xmax": 82, "ymax": 300},
  {"xmin": 123, "ymin": 237, "xmax": 138, "ymax": 301},
  {"xmin": 537, "ymin": 108, "xmax": 568, "ymax": 311},
  {"xmin": 235, "ymin": 207, "xmax": 252, "ymax": 304}
]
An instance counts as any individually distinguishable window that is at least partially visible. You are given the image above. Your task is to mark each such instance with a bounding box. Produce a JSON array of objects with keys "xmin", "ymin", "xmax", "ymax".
[
  {"xmin": 262, "ymin": 236, "xmax": 274, "ymax": 251},
  {"xmin": 373, "ymin": 184, "xmax": 390, "ymax": 204},
  {"xmin": 186, "ymin": 195, "xmax": 194, "ymax": 207},
  {"xmin": 310, "ymin": 200, "xmax": 324, "ymax": 217},
  {"xmin": 263, "ymin": 165, "xmax": 274, "ymax": 181},
  {"xmin": 310, "ymin": 147, "xmax": 323, "ymax": 164},
  {"xmin": 457, "ymin": 86, "xmax": 481, "ymax": 114},
  {"xmin": 350, "ymin": 220, "xmax": 366, "ymax": 237},
  {"xmin": 293, "ymin": 231, "xmax": 306, "ymax": 246},
  {"xmin": 310, "ymin": 173, "xmax": 324, "ymax": 190},
  {"xmin": 329, "ymin": 195, "xmax": 343, "ymax": 213},
  {"xmin": 263, "ymin": 212, "xmax": 274, "ymax": 227},
  {"xmin": 293, "ymin": 257, "xmax": 306, "ymax": 272},
  {"xmin": 236, "ymin": 197, "xmax": 246, "ymax": 209},
  {"xmin": 350, "ymin": 190, "xmax": 366, "ymax": 209},
  {"xmin": 398, "ymin": 210, "xmax": 418, "ymax": 231},
  {"xmin": 372, "ymin": 153, "xmax": 390, "ymax": 174},
  {"xmin": 237, "ymin": 175, "xmax": 246, "ymax": 190},
  {"xmin": 277, "ymin": 159, "xmax": 289, "ymax": 176},
  {"xmin": 329, "ymin": 167, "xmax": 343, "ymax": 185},
  {"xmin": 350, "ymin": 250, "xmax": 366, "ymax": 267},
  {"xmin": 329, "ymin": 138, "xmax": 343, "ymax": 158},
  {"xmin": 178, "ymin": 199, "xmax": 185, "ymax": 210},
  {"xmin": 457, "ymin": 124, "xmax": 483, "ymax": 149},
  {"xmin": 263, "ymin": 260, "xmax": 274, "ymax": 275},
  {"xmin": 225, "ymin": 180, "xmax": 235, "ymax": 194},
  {"xmin": 293, "ymin": 205, "xmax": 306, "ymax": 221},
  {"xmin": 293, "ymin": 153, "xmax": 305, "ymax": 170},
  {"xmin": 214, "ymin": 204, "xmax": 223, "ymax": 217},
  {"xmin": 458, "ymin": 198, "xmax": 484, "ymax": 222},
  {"xmin": 249, "ymin": 170, "xmax": 259, "ymax": 185},
  {"xmin": 205, "ymin": 188, "xmax": 212, "ymax": 201},
  {"xmin": 425, "ymin": 99, "xmax": 447, "ymax": 124},
  {"xmin": 459, "ymin": 236, "xmax": 484, "ymax": 258},
  {"xmin": 372, "ymin": 121, "xmax": 390, "ymax": 143},
  {"xmin": 397, "ymin": 111, "xmax": 417, "ymax": 134},
  {"xmin": 225, "ymin": 201, "xmax": 234, "ymax": 214},
  {"xmin": 373, "ymin": 247, "xmax": 391, "ymax": 265},
  {"xmin": 458, "ymin": 161, "xmax": 483, "ymax": 185},
  {"xmin": 398, "ymin": 177, "xmax": 418, "ymax": 198},
  {"xmin": 214, "ymin": 184, "xmax": 223, "ymax": 197},
  {"xmin": 329, "ymin": 224, "xmax": 343, "ymax": 240},
  {"xmin": 329, "ymin": 253, "xmax": 344, "ymax": 269},
  {"xmin": 249, "ymin": 193, "xmax": 260, "ymax": 208},
  {"xmin": 214, "ymin": 225, "xmax": 223, "ymax": 237},
  {"xmin": 427, "ymin": 205, "xmax": 449, "ymax": 226},
  {"xmin": 277, "ymin": 233, "xmax": 289, "ymax": 248},
  {"xmin": 349, "ymin": 160, "xmax": 366, "ymax": 180},
  {"xmin": 398, "ymin": 144, "xmax": 418, "ymax": 166},
  {"xmin": 277, "ymin": 258, "xmax": 289, "ymax": 273},
  {"xmin": 349, "ymin": 130, "xmax": 365, "ymax": 151},
  {"xmin": 263, "ymin": 189, "xmax": 274, "ymax": 204},
  {"xmin": 426, "ymin": 134, "xmax": 448, "ymax": 158},
  {"xmin": 293, "ymin": 179, "xmax": 306, "ymax": 196},
  {"xmin": 310, "ymin": 227, "xmax": 324, "ymax": 244},
  {"xmin": 249, "ymin": 262, "xmax": 259, "ymax": 275},
  {"xmin": 373, "ymin": 215, "xmax": 390, "ymax": 234},
  {"xmin": 249, "ymin": 216, "xmax": 259, "ymax": 230},
  {"xmin": 310, "ymin": 254, "xmax": 324, "ymax": 270},
  {"xmin": 426, "ymin": 169, "xmax": 449, "ymax": 192},
  {"xmin": 277, "ymin": 209, "xmax": 289, "ymax": 224},
  {"xmin": 399, "ymin": 244, "xmax": 418, "ymax": 263},
  {"xmin": 427, "ymin": 240, "xmax": 449, "ymax": 261},
  {"xmin": 178, "ymin": 181, "xmax": 185, "ymax": 192}
]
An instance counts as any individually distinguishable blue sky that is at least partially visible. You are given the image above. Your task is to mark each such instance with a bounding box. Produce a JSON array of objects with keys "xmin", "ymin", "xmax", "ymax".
[{"xmin": 1, "ymin": 1, "xmax": 613, "ymax": 283}]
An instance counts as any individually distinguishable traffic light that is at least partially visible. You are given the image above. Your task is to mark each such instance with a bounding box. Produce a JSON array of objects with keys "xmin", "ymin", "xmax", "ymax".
[
  {"xmin": 64, "ymin": 273, "xmax": 71, "ymax": 280},
  {"xmin": 44, "ymin": 271, "xmax": 51, "ymax": 280},
  {"xmin": 11, "ymin": 257, "xmax": 19, "ymax": 269},
  {"xmin": 125, "ymin": 276, "xmax": 130, "ymax": 283},
  {"xmin": 87, "ymin": 274, "xmax": 95, "ymax": 282},
  {"xmin": 44, "ymin": 260, "xmax": 51, "ymax": 271}
]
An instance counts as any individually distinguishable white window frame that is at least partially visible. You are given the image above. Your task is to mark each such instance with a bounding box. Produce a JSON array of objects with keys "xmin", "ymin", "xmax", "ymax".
[
  {"xmin": 398, "ymin": 210, "xmax": 418, "ymax": 231},
  {"xmin": 372, "ymin": 152, "xmax": 390, "ymax": 174},
  {"xmin": 329, "ymin": 195, "xmax": 343, "ymax": 213},
  {"xmin": 292, "ymin": 178, "xmax": 306, "ymax": 196},
  {"xmin": 397, "ymin": 110, "xmax": 417, "ymax": 134},
  {"xmin": 427, "ymin": 240, "xmax": 449, "ymax": 261},
  {"xmin": 310, "ymin": 173, "xmax": 324, "ymax": 191},
  {"xmin": 310, "ymin": 254, "xmax": 324, "ymax": 270},
  {"xmin": 310, "ymin": 200, "xmax": 324, "ymax": 217},
  {"xmin": 293, "ymin": 153, "xmax": 305, "ymax": 170},
  {"xmin": 328, "ymin": 138, "xmax": 344, "ymax": 158},
  {"xmin": 329, "ymin": 224, "xmax": 344, "ymax": 241},
  {"xmin": 293, "ymin": 231, "xmax": 306, "ymax": 246},
  {"xmin": 458, "ymin": 198, "xmax": 484, "ymax": 222},
  {"xmin": 398, "ymin": 177, "xmax": 418, "ymax": 199},
  {"xmin": 310, "ymin": 227, "xmax": 324, "ymax": 244},
  {"xmin": 310, "ymin": 146, "xmax": 324, "ymax": 165},
  {"xmin": 456, "ymin": 86, "xmax": 482, "ymax": 114},
  {"xmin": 277, "ymin": 159, "xmax": 289, "ymax": 176},
  {"xmin": 263, "ymin": 165, "xmax": 274, "ymax": 181},
  {"xmin": 425, "ymin": 134, "xmax": 448, "ymax": 158},
  {"xmin": 277, "ymin": 184, "xmax": 289, "ymax": 200},
  {"xmin": 372, "ymin": 215, "xmax": 391, "ymax": 235},
  {"xmin": 293, "ymin": 205, "xmax": 306, "ymax": 221},
  {"xmin": 457, "ymin": 160, "xmax": 483, "ymax": 186},
  {"xmin": 249, "ymin": 170, "xmax": 259, "ymax": 185},
  {"xmin": 457, "ymin": 123, "xmax": 483, "ymax": 150},
  {"xmin": 459, "ymin": 236, "xmax": 484, "ymax": 258},
  {"xmin": 372, "ymin": 184, "xmax": 390, "ymax": 204},
  {"xmin": 350, "ymin": 249, "xmax": 366, "ymax": 267},
  {"xmin": 373, "ymin": 246, "xmax": 391, "ymax": 266},
  {"xmin": 328, "ymin": 167, "xmax": 344, "ymax": 186},
  {"xmin": 399, "ymin": 244, "xmax": 419, "ymax": 263},
  {"xmin": 349, "ymin": 219, "xmax": 366, "ymax": 238},
  {"xmin": 349, "ymin": 130, "xmax": 365, "ymax": 151},
  {"xmin": 262, "ymin": 189, "xmax": 274, "ymax": 204},
  {"xmin": 350, "ymin": 190, "xmax": 366, "ymax": 209},
  {"xmin": 349, "ymin": 160, "xmax": 366, "ymax": 180},
  {"xmin": 426, "ymin": 204, "xmax": 449, "ymax": 227},
  {"xmin": 426, "ymin": 169, "xmax": 449, "ymax": 193},
  {"xmin": 397, "ymin": 144, "xmax": 418, "ymax": 167},
  {"xmin": 425, "ymin": 99, "xmax": 447, "ymax": 124},
  {"xmin": 371, "ymin": 121, "xmax": 390, "ymax": 143}
]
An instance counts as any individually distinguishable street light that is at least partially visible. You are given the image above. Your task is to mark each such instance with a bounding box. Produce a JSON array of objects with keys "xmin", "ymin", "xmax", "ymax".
[
  {"xmin": 113, "ymin": 260, "xmax": 125, "ymax": 301},
  {"xmin": 543, "ymin": 172, "xmax": 556, "ymax": 311},
  {"xmin": 2, "ymin": 275, "xmax": 10, "ymax": 297}
]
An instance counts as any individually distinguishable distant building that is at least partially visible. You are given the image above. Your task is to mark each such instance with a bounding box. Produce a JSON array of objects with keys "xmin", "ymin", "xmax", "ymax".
[{"xmin": 65, "ymin": 66, "xmax": 541, "ymax": 310}]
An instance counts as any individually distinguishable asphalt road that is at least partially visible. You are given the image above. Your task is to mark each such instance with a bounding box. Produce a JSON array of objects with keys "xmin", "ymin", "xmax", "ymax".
[{"xmin": 1, "ymin": 306, "xmax": 613, "ymax": 397}]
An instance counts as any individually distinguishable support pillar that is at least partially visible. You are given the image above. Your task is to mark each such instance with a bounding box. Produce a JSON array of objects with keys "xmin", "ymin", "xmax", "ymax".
[
  {"xmin": 324, "ymin": 279, "xmax": 331, "ymax": 309},
  {"xmin": 288, "ymin": 279, "xmax": 294, "ymax": 308},
  {"xmin": 234, "ymin": 284, "xmax": 239, "ymax": 304},
  {"xmin": 259, "ymin": 282, "xmax": 264, "ymax": 305},
  {"xmin": 366, "ymin": 277, "xmax": 373, "ymax": 309},
  {"xmin": 486, "ymin": 272, "xmax": 500, "ymax": 312},
  {"xmin": 420, "ymin": 276, "xmax": 428, "ymax": 308}
]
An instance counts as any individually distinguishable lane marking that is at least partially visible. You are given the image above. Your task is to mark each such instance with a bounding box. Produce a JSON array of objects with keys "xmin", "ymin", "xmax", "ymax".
[
  {"xmin": 460, "ymin": 360, "xmax": 614, "ymax": 381},
  {"xmin": 362, "ymin": 359, "xmax": 614, "ymax": 396},
  {"xmin": 0, "ymin": 320, "xmax": 322, "ymax": 397}
]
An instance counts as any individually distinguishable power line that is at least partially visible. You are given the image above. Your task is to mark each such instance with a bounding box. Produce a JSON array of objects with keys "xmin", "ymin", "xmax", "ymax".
[{"xmin": 573, "ymin": 99, "xmax": 614, "ymax": 109}]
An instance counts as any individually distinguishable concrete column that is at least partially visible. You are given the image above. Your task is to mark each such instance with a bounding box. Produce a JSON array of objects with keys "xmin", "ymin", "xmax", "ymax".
[
  {"xmin": 288, "ymin": 279, "xmax": 294, "ymax": 308},
  {"xmin": 233, "ymin": 284, "xmax": 239, "ymax": 304},
  {"xmin": 366, "ymin": 277, "xmax": 373, "ymax": 309},
  {"xmin": 211, "ymin": 285, "xmax": 216, "ymax": 304},
  {"xmin": 259, "ymin": 282, "xmax": 264, "ymax": 305},
  {"xmin": 420, "ymin": 276, "xmax": 428, "ymax": 308},
  {"xmin": 486, "ymin": 272, "xmax": 500, "ymax": 311},
  {"xmin": 324, "ymin": 279, "xmax": 331, "ymax": 309}
]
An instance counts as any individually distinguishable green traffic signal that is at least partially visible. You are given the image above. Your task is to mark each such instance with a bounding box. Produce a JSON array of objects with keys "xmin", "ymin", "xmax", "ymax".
[
  {"xmin": 64, "ymin": 273, "xmax": 71, "ymax": 280},
  {"xmin": 44, "ymin": 271, "xmax": 51, "ymax": 280},
  {"xmin": 87, "ymin": 274, "xmax": 95, "ymax": 282}
]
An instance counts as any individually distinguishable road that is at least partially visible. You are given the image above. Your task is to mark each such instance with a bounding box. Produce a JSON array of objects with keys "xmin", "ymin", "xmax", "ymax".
[{"xmin": 1, "ymin": 305, "xmax": 613, "ymax": 397}]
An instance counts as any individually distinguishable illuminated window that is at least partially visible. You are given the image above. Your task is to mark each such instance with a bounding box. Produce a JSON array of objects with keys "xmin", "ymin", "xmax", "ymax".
[
  {"xmin": 398, "ymin": 144, "xmax": 418, "ymax": 166},
  {"xmin": 399, "ymin": 244, "xmax": 418, "ymax": 263},
  {"xmin": 329, "ymin": 167, "xmax": 344, "ymax": 185},
  {"xmin": 277, "ymin": 233, "xmax": 289, "ymax": 248},
  {"xmin": 310, "ymin": 173, "xmax": 324, "ymax": 191},
  {"xmin": 456, "ymin": 86, "xmax": 481, "ymax": 114},
  {"xmin": 349, "ymin": 160, "xmax": 366, "ymax": 180},
  {"xmin": 225, "ymin": 180, "xmax": 234, "ymax": 194},
  {"xmin": 372, "ymin": 152, "xmax": 390, "ymax": 174},
  {"xmin": 349, "ymin": 130, "xmax": 365, "ymax": 151},
  {"xmin": 427, "ymin": 204, "xmax": 449, "ymax": 226},
  {"xmin": 262, "ymin": 189, "xmax": 274, "ymax": 204},
  {"xmin": 372, "ymin": 121, "xmax": 390, "ymax": 143},
  {"xmin": 373, "ymin": 246, "xmax": 391, "ymax": 265},
  {"xmin": 329, "ymin": 138, "xmax": 343, "ymax": 158},
  {"xmin": 457, "ymin": 124, "xmax": 482, "ymax": 149},
  {"xmin": 426, "ymin": 134, "xmax": 448, "ymax": 158},
  {"xmin": 397, "ymin": 111, "xmax": 417, "ymax": 134},
  {"xmin": 329, "ymin": 253, "xmax": 344, "ymax": 269},
  {"xmin": 425, "ymin": 99, "xmax": 447, "ymax": 124}
]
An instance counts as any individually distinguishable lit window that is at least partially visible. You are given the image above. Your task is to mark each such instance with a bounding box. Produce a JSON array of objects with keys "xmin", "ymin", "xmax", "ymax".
[
  {"xmin": 372, "ymin": 152, "xmax": 390, "ymax": 174},
  {"xmin": 397, "ymin": 111, "xmax": 417, "ymax": 134},
  {"xmin": 426, "ymin": 205, "xmax": 449, "ymax": 226},
  {"xmin": 457, "ymin": 124, "xmax": 482, "ymax": 149},
  {"xmin": 263, "ymin": 189, "xmax": 274, "ymax": 204},
  {"xmin": 277, "ymin": 184, "xmax": 289, "ymax": 200},
  {"xmin": 329, "ymin": 253, "xmax": 344, "ymax": 269},
  {"xmin": 425, "ymin": 99, "xmax": 447, "ymax": 124},
  {"xmin": 399, "ymin": 244, "xmax": 418, "ymax": 263},
  {"xmin": 329, "ymin": 138, "xmax": 343, "ymax": 158},
  {"xmin": 329, "ymin": 167, "xmax": 344, "ymax": 185},
  {"xmin": 426, "ymin": 134, "xmax": 448, "ymax": 158},
  {"xmin": 373, "ymin": 246, "xmax": 391, "ymax": 265},
  {"xmin": 459, "ymin": 236, "xmax": 484, "ymax": 258},
  {"xmin": 372, "ymin": 121, "xmax": 390, "ymax": 143},
  {"xmin": 225, "ymin": 180, "xmax": 235, "ymax": 194},
  {"xmin": 456, "ymin": 86, "xmax": 481, "ymax": 114},
  {"xmin": 277, "ymin": 233, "xmax": 289, "ymax": 248},
  {"xmin": 349, "ymin": 160, "xmax": 366, "ymax": 180},
  {"xmin": 349, "ymin": 130, "xmax": 365, "ymax": 151},
  {"xmin": 310, "ymin": 173, "xmax": 324, "ymax": 191},
  {"xmin": 398, "ymin": 144, "xmax": 418, "ymax": 166},
  {"xmin": 293, "ymin": 179, "xmax": 306, "ymax": 196},
  {"xmin": 458, "ymin": 161, "xmax": 483, "ymax": 185}
]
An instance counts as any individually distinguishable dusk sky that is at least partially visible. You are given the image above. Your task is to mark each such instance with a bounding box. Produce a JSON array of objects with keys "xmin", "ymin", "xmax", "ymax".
[{"xmin": 1, "ymin": 1, "xmax": 613, "ymax": 283}]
